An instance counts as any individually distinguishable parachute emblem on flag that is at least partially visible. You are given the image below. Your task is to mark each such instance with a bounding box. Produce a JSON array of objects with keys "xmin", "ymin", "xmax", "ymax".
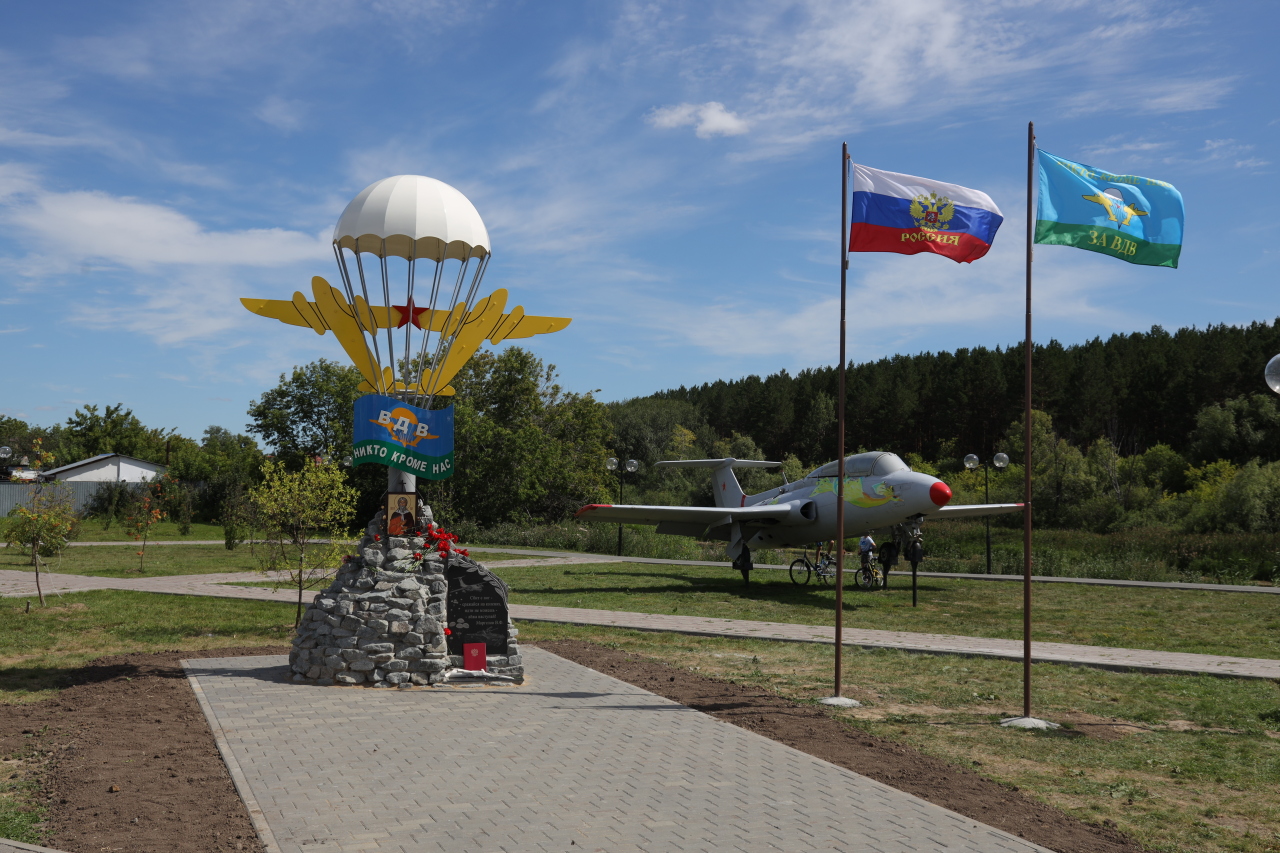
[
  {"xmin": 910, "ymin": 193, "xmax": 955, "ymax": 231},
  {"xmin": 1081, "ymin": 188, "xmax": 1148, "ymax": 227}
]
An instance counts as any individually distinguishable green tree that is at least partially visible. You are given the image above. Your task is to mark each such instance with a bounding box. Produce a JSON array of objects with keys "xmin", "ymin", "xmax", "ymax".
[
  {"xmin": 246, "ymin": 360, "xmax": 363, "ymax": 469},
  {"xmin": 250, "ymin": 457, "xmax": 357, "ymax": 625},
  {"xmin": 4, "ymin": 483, "xmax": 78, "ymax": 605},
  {"xmin": 62, "ymin": 404, "xmax": 179, "ymax": 464},
  {"xmin": 434, "ymin": 348, "xmax": 613, "ymax": 525}
]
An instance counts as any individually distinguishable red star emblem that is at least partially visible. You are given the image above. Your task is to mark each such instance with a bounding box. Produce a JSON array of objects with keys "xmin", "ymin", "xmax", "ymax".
[{"xmin": 392, "ymin": 297, "xmax": 429, "ymax": 329}]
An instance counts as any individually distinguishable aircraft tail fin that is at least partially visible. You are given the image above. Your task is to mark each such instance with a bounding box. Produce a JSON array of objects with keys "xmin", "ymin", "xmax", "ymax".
[{"xmin": 655, "ymin": 458, "xmax": 781, "ymax": 509}]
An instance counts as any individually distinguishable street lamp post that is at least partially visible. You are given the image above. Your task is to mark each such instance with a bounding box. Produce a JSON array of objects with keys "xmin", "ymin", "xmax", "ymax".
[
  {"xmin": 964, "ymin": 452, "xmax": 1010, "ymax": 574},
  {"xmin": 606, "ymin": 457, "xmax": 640, "ymax": 556}
]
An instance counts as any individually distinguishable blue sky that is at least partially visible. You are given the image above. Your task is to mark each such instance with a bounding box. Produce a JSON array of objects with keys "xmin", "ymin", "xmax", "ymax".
[{"xmin": 1, "ymin": 0, "xmax": 1276, "ymax": 442}]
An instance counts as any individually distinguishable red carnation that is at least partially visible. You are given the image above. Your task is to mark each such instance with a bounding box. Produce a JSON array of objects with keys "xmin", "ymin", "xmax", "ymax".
[{"xmin": 444, "ymin": 628, "xmax": 452, "ymax": 635}]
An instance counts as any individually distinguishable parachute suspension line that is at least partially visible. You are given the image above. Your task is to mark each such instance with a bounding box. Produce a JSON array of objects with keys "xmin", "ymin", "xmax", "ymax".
[
  {"xmin": 332, "ymin": 244, "xmax": 384, "ymax": 396},
  {"xmin": 378, "ymin": 241, "xmax": 398, "ymax": 395},
  {"xmin": 422, "ymin": 254, "xmax": 474, "ymax": 411},
  {"xmin": 349, "ymin": 247, "xmax": 386, "ymax": 393},
  {"xmin": 425, "ymin": 252, "xmax": 489, "ymax": 412},
  {"xmin": 410, "ymin": 257, "xmax": 446, "ymax": 409}
]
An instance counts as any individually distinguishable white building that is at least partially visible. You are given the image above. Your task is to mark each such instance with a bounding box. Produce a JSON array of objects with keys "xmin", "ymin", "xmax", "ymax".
[{"xmin": 41, "ymin": 453, "xmax": 167, "ymax": 483}]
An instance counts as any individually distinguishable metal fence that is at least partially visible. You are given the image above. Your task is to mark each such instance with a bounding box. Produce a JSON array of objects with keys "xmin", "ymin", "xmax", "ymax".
[{"xmin": 0, "ymin": 481, "xmax": 107, "ymax": 516}]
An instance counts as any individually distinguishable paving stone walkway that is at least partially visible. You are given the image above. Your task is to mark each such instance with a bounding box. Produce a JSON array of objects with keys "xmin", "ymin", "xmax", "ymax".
[
  {"xmin": 185, "ymin": 649, "xmax": 1051, "ymax": 853},
  {"xmin": 4, "ymin": 568, "xmax": 1279, "ymax": 680}
]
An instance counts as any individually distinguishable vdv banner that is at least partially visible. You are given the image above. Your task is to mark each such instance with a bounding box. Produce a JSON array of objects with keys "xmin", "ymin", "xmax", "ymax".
[{"xmin": 352, "ymin": 394, "xmax": 454, "ymax": 480}]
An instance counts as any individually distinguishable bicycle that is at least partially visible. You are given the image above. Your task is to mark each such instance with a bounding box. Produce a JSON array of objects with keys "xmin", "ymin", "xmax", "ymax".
[
  {"xmin": 855, "ymin": 548, "xmax": 885, "ymax": 591},
  {"xmin": 789, "ymin": 548, "xmax": 837, "ymax": 586}
]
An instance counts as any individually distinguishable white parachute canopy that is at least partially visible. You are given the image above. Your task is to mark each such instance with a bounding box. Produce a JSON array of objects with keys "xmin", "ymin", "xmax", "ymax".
[
  {"xmin": 333, "ymin": 175, "xmax": 490, "ymax": 261},
  {"xmin": 330, "ymin": 175, "xmax": 493, "ymax": 406}
]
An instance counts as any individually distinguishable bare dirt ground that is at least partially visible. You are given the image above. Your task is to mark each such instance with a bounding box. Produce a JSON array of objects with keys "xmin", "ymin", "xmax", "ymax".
[
  {"xmin": 0, "ymin": 647, "xmax": 285, "ymax": 853},
  {"xmin": 1, "ymin": 643, "xmax": 1147, "ymax": 853}
]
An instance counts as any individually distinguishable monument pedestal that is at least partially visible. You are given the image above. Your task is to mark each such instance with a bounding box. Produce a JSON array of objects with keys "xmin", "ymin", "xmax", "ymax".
[{"xmin": 287, "ymin": 513, "xmax": 523, "ymax": 687}]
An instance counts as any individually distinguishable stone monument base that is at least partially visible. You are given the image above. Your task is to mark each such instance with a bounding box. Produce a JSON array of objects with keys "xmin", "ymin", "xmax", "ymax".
[{"xmin": 288, "ymin": 519, "xmax": 522, "ymax": 687}]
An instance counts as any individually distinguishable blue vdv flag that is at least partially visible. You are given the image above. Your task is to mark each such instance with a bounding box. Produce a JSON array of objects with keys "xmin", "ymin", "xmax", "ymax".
[
  {"xmin": 1035, "ymin": 150, "xmax": 1184, "ymax": 268},
  {"xmin": 352, "ymin": 394, "xmax": 454, "ymax": 480}
]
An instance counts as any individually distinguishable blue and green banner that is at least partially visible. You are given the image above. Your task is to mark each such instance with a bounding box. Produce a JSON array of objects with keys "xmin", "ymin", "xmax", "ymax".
[
  {"xmin": 352, "ymin": 394, "xmax": 454, "ymax": 480},
  {"xmin": 1035, "ymin": 150, "xmax": 1184, "ymax": 268}
]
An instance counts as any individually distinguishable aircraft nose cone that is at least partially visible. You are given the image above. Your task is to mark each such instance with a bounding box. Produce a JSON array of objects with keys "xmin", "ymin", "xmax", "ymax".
[{"xmin": 929, "ymin": 481, "xmax": 952, "ymax": 507}]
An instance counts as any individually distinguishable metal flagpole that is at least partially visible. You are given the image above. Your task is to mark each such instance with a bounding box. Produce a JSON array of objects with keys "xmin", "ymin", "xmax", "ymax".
[
  {"xmin": 835, "ymin": 143, "xmax": 850, "ymax": 698},
  {"xmin": 1023, "ymin": 121, "xmax": 1036, "ymax": 719}
]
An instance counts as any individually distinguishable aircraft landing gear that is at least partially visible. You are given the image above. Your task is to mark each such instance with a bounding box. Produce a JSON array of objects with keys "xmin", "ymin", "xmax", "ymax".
[{"xmin": 733, "ymin": 548, "xmax": 753, "ymax": 586}]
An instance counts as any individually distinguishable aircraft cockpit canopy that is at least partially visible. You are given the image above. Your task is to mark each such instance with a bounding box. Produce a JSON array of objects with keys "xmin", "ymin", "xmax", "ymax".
[{"xmin": 805, "ymin": 452, "xmax": 910, "ymax": 479}]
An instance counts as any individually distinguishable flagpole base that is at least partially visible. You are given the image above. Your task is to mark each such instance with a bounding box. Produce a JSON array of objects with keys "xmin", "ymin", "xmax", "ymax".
[
  {"xmin": 820, "ymin": 696, "xmax": 862, "ymax": 708},
  {"xmin": 1000, "ymin": 716, "xmax": 1060, "ymax": 730}
]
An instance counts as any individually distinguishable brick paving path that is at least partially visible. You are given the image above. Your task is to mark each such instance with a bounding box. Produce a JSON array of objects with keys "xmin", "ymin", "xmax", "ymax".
[
  {"xmin": 185, "ymin": 649, "xmax": 1051, "ymax": 853},
  {"xmin": 4, "ymin": 568, "xmax": 1279, "ymax": 679}
]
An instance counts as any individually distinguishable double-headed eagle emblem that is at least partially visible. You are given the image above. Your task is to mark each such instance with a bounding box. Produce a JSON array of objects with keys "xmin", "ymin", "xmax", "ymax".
[{"xmin": 909, "ymin": 192, "xmax": 955, "ymax": 231}]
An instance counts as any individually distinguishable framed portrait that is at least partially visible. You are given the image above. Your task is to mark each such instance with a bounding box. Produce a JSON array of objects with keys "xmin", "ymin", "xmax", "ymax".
[{"xmin": 385, "ymin": 492, "xmax": 418, "ymax": 537}]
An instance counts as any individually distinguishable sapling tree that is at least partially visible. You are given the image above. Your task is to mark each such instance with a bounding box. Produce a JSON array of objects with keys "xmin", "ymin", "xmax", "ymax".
[
  {"xmin": 126, "ymin": 477, "xmax": 169, "ymax": 572},
  {"xmin": 249, "ymin": 456, "xmax": 357, "ymax": 626},
  {"xmin": 4, "ymin": 482, "xmax": 78, "ymax": 606}
]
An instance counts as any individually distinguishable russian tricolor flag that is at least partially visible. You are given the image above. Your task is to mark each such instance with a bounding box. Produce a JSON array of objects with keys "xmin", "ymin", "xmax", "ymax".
[{"xmin": 849, "ymin": 164, "xmax": 1003, "ymax": 264}]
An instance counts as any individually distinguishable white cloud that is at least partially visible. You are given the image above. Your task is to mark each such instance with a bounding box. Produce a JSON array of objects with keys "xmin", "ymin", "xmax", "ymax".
[
  {"xmin": 255, "ymin": 95, "xmax": 306, "ymax": 132},
  {"xmin": 648, "ymin": 101, "xmax": 750, "ymax": 138},
  {"xmin": 4, "ymin": 189, "xmax": 328, "ymax": 269}
]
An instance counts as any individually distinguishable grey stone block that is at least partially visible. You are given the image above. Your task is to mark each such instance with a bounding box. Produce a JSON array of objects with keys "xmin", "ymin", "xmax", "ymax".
[
  {"xmin": 366, "ymin": 619, "xmax": 389, "ymax": 633},
  {"xmin": 319, "ymin": 666, "xmax": 334, "ymax": 679},
  {"xmin": 370, "ymin": 653, "xmax": 395, "ymax": 664},
  {"xmin": 396, "ymin": 648, "xmax": 425, "ymax": 660},
  {"xmin": 373, "ymin": 581, "xmax": 396, "ymax": 591},
  {"xmin": 337, "ymin": 638, "xmax": 358, "ymax": 649},
  {"xmin": 323, "ymin": 655, "xmax": 346, "ymax": 670},
  {"xmin": 402, "ymin": 632, "xmax": 425, "ymax": 646},
  {"xmin": 395, "ymin": 578, "xmax": 421, "ymax": 592},
  {"xmin": 334, "ymin": 672, "xmax": 365, "ymax": 685},
  {"xmin": 368, "ymin": 604, "xmax": 389, "ymax": 613},
  {"xmin": 330, "ymin": 628, "xmax": 354, "ymax": 638},
  {"xmin": 359, "ymin": 642, "xmax": 394, "ymax": 653},
  {"xmin": 355, "ymin": 626, "xmax": 380, "ymax": 639},
  {"xmin": 389, "ymin": 621, "xmax": 411, "ymax": 634},
  {"xmin": 385, "ymin": 672, "xmax": 410, "ymax": 685},
  {"xmin": 383, "ymin": 660, "xmax": 409, "ymax": 672},
  {"xmin": 360, "ymin": 592, "xmax": 388, "ymax": 604},
  {"xmin": 341, "ymin": 649, "xmax": 367, "ymax": 661},
  {"xmin": 349, "ymin": 659, "xmax": 376, "ymax": 672},
  {"xmin": 306, "ymin": 665, "xmax": 322, "ymax": 679},
  {"xmin": 323, "ymin": 614, "xmax": 342, "ymax": 627},
  {"xmin": 372, "ymin": 668, "xmax": 386, "ymax": 681},
  {"xmin": 385, "ymin": 608, "xmax": 410, "ymax": 620},
  {"xmin": 427, "ymin": 602, "xmax": 445, "ymax": 616},
  {"xmin": 335, "ymin": 601, "xmax": 354, "ymax": 616},
  {"xmin": 340, "ymin": 615, "xmax": 363, "ymax": 631},
  {"xmin": 409, "ymin": 673, "xmax": 431, "ymax": 686},
  {"xmin": 354, "ymin": 578, "xmax": 374, "ymax": 590}
]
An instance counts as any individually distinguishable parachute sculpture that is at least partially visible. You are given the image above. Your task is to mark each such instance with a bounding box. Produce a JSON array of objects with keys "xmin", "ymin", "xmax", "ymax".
[{"xmin": 243, "ymin": 175, "xmax": 570, "ymax": 412}]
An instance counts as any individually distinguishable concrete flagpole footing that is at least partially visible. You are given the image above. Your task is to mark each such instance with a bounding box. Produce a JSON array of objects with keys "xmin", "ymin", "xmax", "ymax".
[
  {"xmin": 1000, "ymin": 716, "xmax": 1061, "ymax": 730},
  {"xmin": 820, "ymin": 696, "xmax": 862, "ymax": 707}
]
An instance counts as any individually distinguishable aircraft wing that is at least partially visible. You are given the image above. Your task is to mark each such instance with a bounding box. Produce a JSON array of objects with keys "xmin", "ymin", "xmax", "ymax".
[
  {"xmin": 240, "ymin": 295, "xmax": 397, "ymax": 330},
  {"xmin": 934, "ymin": 503, "xmax": 1024, "ymax": 519},
  {"xmin": 575, "ymin": 503, "xmax": 794, "ymax": 527}
]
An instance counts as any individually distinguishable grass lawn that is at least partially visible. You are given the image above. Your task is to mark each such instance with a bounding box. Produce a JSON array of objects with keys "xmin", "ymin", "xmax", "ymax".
[
  {"xmin": 0, "ymin": 590, "xmax": 297, "ymax": 704},
  {"xmin": 519, "ymin": 621, "xmax": 1280, "ymax": 853},
  {"xmin": 213, "ymin": 557, "xmax": 1280, "ymax": 660},
  {"xmin": 0, "ymin": 543, "xmax": 521, "ymax": 578},
  {"xmin": 495, "ymin": 561, "xmax": 1280, "ymax": 661}
]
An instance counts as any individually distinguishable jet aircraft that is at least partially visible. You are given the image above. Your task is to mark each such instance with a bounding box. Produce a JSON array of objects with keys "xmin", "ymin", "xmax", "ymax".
[{"xmin": 576, "ymin": 453, "xmax": 1022, "ymax": 584}]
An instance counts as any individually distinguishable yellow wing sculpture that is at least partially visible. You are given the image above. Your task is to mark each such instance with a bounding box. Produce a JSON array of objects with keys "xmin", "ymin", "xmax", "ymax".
[{"xmin": 241, "ymin": 276, "xmax": 571, "ymax": 396}]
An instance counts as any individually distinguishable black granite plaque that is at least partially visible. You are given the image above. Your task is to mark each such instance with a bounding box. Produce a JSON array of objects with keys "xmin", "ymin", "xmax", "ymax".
[{"xmin": 444, "ymin": 556, "xmax": 510, "ymax": 656}]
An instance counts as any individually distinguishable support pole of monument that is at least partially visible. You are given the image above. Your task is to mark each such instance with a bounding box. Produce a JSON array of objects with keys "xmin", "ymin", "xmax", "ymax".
[
  {"xmin": 1023, "ymin": 120, "xmax": 1036, "ymax": 720},
  {"xmin": 834, "ymin": 142, "xmax": 849, "ymax": 699},
  {"xmin": 389, "ymin": 468, "xmax": 416, "ymax": 495}
]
